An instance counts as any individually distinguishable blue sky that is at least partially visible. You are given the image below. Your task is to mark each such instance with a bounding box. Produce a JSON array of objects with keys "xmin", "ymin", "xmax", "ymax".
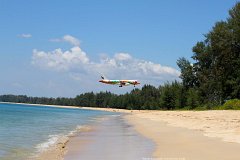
[{"xmin": 0, "ymin": 0, "xmax": 238, "ymax": 97}]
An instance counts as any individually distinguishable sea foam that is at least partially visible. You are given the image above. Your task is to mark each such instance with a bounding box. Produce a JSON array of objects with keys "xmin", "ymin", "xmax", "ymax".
[
  {"xmin": 35, "ymin": 125, "xmax": 90, "ymax": 153},
  {"xmin": 35, "ymin": 134, "xmax": 64, "ymax": 152}
]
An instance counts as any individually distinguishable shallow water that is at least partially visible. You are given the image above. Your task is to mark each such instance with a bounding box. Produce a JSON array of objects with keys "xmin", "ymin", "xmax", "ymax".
[
  {"xmin": 0, "ymin": 103, "xmax": 114, "ymax": 160},
  {"xmin": 65, "ymin": 114, "xmax": 154, "ymax": 160}
]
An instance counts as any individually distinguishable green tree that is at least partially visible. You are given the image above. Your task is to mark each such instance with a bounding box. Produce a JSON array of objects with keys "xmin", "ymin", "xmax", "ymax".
[
  {"xmin": 177, "ymin": 57, "xmax": 196, "ymax": 89},
  {"xmin": 186, "ymin": 88, "xmax": 200, "ymax": 109},
  {"xmin": 160, "ymin": 83, "xmax": 176, "ymax": 110}
]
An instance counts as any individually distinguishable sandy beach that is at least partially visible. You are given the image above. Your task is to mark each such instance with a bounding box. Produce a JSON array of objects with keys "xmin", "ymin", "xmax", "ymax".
[
  {"xmin": 125, "ymin": 110, "xmax": 240, "ymax": 159},
  {"xmin": 64, "ymin": 114, "xmax": 153, "ymax": 160},
  {"xmin": 67, "ymin": 108, "xmax": 240, "ymax": 159},
  {"xmin": 2, "ymin": 102, "xmax": 240, "ymax": 159},
  {"xmin": 80, "ymin": 108, "xmax": 240, "ymax": 159}
]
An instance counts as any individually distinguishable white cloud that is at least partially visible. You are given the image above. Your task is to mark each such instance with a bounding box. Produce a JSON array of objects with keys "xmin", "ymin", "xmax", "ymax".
[
  {"xmin": 114, "ymin": 53, "xmax": 132, "ymax": 61},
  {"xmin": 63, "ymin": 35, "xmax": 80, "ymax": 46},
  {"xmin": 50, "ymin": 35, "xmax": 80, "ymax": 46},
  {"xmin": 32, "ymin": 46, "xmax": 89, "ymax": 71},
  {"xmin": 18, "ymin": 34, "xmax": 32, "ymax": 38},
  {"xmin": 92, "ymin": 52, "xmax": 180, "ymax": 84},
  {"xmin": 32, "ymin": 39, "xmax": 180, "ymax": 87}
]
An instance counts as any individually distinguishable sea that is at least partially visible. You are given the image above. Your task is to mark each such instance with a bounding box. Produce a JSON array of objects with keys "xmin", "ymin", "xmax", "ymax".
[{"xmin": 0, "ymin": 103, "xmax": 116, "ymax": 160}]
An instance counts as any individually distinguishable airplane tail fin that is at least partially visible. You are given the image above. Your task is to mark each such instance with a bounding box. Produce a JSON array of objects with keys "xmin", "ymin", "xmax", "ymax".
[{"xmin": 101, "ymin": 75, "xmax": 109, "ymax": 80}]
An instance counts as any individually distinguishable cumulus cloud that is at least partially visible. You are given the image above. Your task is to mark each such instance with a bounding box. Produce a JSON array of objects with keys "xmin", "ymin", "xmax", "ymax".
[
  {"xmin": 50, "ymin": 35, "xmax": 80, "ymax": 46},
  {"xmin": 94, "ymin": 53, "xmax": 180, "ymax": 83},
  {"xmin": 114, "ymin": 53, "xmax": 132, "ymax": 61},
  {"xmin": 32, "ymin": 46, "xmax": 89, "ymax": 71},
  {"xmin": 18, "ymin": 34, "xmax": 32, "ymax": 38},
  {"xmin": 63, "ymin": 35, "xmax": 80, "ymax": 46},
  {"xmin": 32, "ymin": 38, "xmax": 180, "ymax": 87}
]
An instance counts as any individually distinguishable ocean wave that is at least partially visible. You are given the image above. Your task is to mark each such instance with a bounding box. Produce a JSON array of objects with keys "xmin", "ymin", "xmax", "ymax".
[
  {"xmin": 68, "ymin": 125, "xmax": 90, "ymax": 137},
  {"xmin": 34, "ymin": 125, "xmax": 91, "ymax": 153},
  {"xmin": 89, "ymin": 117, "xmax": 108, "ymax": 122},
  {"xmin": 35, "ymin": 134, "xmax": 64, "ymax": 153},
  {"xmin": 109, "ymin": 114, "xmax": 121, "ymax": 117}
]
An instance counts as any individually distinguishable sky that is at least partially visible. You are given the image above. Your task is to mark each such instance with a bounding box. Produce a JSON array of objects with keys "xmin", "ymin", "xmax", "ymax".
[{"xmin": 0, "ymin": 0, "xmax": 238, "ymax": 97}]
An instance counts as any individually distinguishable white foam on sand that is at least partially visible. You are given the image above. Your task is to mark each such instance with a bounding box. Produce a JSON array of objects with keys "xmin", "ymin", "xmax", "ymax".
[
  {"xmin": 68, "ymin": 125, "xmax": 89, "ymax": 137},
  {"xmin": 34, "ymin": 125, "xmax": 89, "ymax": 154},
  {"xmin": 29, "ymin": 125, "xmax": 93, "ymax": 160},
  {"xmin": 35, "ymin": 134, "xmax": 64, "ymax": 153}
]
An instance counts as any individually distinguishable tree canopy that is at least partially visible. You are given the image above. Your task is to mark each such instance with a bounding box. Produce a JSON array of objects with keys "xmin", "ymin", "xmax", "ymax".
[{"xmin": 180, "ymin": 2, "xmax": 240, "ymax": 105}]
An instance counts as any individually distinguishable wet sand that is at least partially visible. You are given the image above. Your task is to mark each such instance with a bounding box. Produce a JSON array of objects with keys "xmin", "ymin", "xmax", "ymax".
[
  {"xmin": 64, "ymin": 115, "xmax": 154, "ymax": 160},
  {"xmin": 32, "ymin": 137, "xmax": 68, "ymax": 160},
  {"xmin": 81, "ymin": 108, "xmax": 240, "ymax": 159}
]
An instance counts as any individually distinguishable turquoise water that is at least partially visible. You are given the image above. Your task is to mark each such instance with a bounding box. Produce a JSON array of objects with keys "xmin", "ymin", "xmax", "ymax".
[{"xmin": 0, "ymin": 103, "xmax": 115, "ymax": 160}]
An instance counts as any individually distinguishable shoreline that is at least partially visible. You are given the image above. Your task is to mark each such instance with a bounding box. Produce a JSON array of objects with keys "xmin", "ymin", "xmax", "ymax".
[
  {"xmin": 0, "ymin": 101, "xmax": 81, "ymax": 109},
  {"xmin": 0, "ymin": 101, "xmax": 127, "ymax": 112},
  {"xmin": 32, "ymin": 136, "xmax": 69, "ymax": 160},
  {"xmin": 0, "ymin": 102, "xmax": 120, "ymax": 160},
  {"xmin": 32, "ymin": 126, "xmax": 92, "ymax": 160},
  {"xmin": 64, "ymin": 114, "xmax": 154, "ymax": 160},
  {"xmin": 2, "ymin": 102, "xmax": 240, "ymax": 159}
]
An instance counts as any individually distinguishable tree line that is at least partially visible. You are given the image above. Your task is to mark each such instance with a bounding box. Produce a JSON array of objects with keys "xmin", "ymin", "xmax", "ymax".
[
  {"xmin": 1, "ymin": 3, "xmax": 240, "ymax": 110},
  {"xmin": 0, "ymin": 82, "xmax": 200, "ymax": 110}
]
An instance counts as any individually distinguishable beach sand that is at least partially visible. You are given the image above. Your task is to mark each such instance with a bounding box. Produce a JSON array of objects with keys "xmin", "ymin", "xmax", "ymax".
[
  {"xmin": 32, "ymin": 137, "xmax": 68, "ymax": 160},
  {"xmin": 65, "ymin": 108, "xmax": 240, "ymax": 160},
  {"xmin": 125, "ymin": 110, "xmax": 240, "ymax": 159},
  {"xmin": 64, "ymin": 114, "xmax": 154, "ymax": 160}
]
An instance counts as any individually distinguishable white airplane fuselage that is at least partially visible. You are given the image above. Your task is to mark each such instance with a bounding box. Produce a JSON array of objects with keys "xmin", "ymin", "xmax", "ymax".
[{"xmin": 99, "ymin": 77, "xmax": 140, "ymax": 87}]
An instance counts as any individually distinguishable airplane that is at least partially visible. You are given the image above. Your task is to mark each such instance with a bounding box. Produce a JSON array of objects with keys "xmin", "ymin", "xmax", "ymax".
[{"xmin": 99, "ymin": 76, "xmax": 140, "ymax": 87}]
